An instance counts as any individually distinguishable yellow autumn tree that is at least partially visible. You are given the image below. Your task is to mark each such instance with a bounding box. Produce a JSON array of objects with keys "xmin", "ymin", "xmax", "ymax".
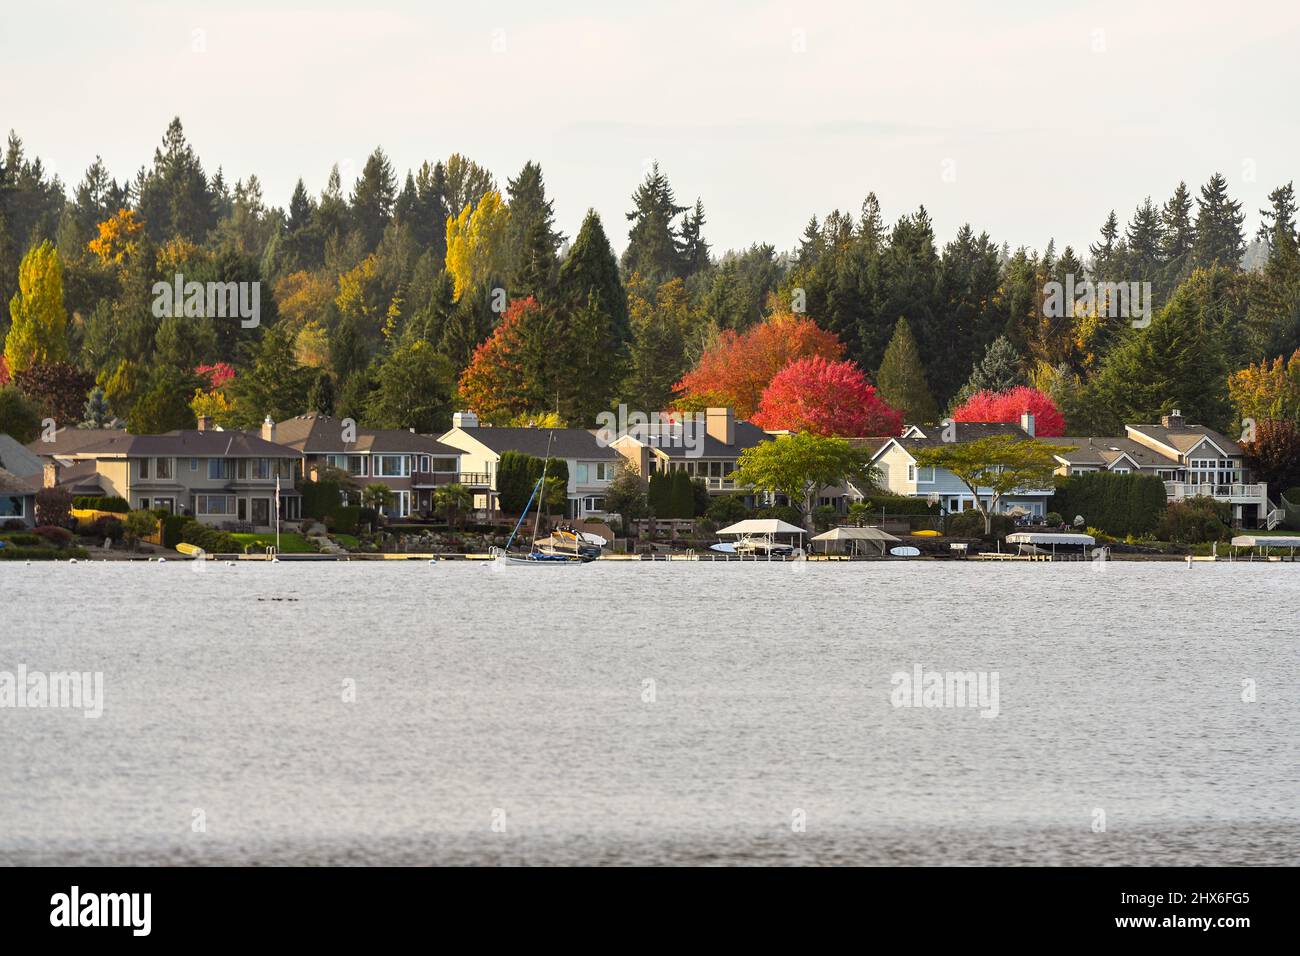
[
  {"xmin": 189, "ymin": 387, "xmax": 235, "ymax": 423},
  {"xmin": 335, "ymin": 255, "xmax": 385, "ymax": 328},
  {"xmin": 87, "ymin": 209, "xmax": 144, "ymax": 265},
  {"xmin": 274, "ymin": 270, "xmax": 335, "ymax": 331},
  {"xmin": 5, "ymin": 240, "xmax": 68, "ymax": 373},
  {"xmin": 444, "ymin": 190, "xmax": 509, "ymax": 300},
  {"xmin": 294, "ymin": 320, "xmax": 330, "ymax": 368},
  {"xmin": 156, "ymin": 236, "xmax": 204, "ymax": 273}
]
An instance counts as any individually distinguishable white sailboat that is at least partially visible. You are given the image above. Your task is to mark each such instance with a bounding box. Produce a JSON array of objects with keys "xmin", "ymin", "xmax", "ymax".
[{"xmin": 491, "ymin": 430, "xmax": 586, "ymax": 566}]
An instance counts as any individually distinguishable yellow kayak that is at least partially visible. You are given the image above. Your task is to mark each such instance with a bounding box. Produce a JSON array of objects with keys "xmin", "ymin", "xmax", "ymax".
[{"xmin": 176, "ymin": 542, "xmax": 205, "ymax": 557}]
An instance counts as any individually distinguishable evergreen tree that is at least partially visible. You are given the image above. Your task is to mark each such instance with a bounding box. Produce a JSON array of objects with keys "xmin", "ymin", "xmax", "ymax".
[
  {"xmin": 557, "ymin": 210, "xmax": 629, "ymax": 343},
  {"xmin": 959, "ymin": 335, "xmax": 1025, "ymax": 403},
  {"xmin": 1124, "ymin": 197, "xmax": 1164, "ymax": 284},
  {"xmin": 511, "ymin": 216, "xmax": 558, "ymax": 302},
  {"xmin": 136, "ymin": 118, "xmax": 217, "ymax": 243},
  {"xmin": 1191, "ymin": 173, "xmax": 1245, "ymax": 269},
  {"xmin": 505, "ymin": 161, "xmax": 562, "ymax": 282},
  {"xmin": 1089, "ymin": 210, "xmax": 1120, "ymax": 278},
  {"xmin": 1257, "ymin": 182, "xmax": 1298, "ymax": 260},
  {"xmin": 350, "ymin": 147, "xmax": 397, "ymax": 251},
  {"xmin": 82, "ymin": 385, "xmax": 113, "ymax": 427},
  {"xmin": 676, "ymin": 198, "xmax": 710, "ymax": 278},
  {"xmin": 876, "ymin": 317, "xmax": 939, "ymax": 425},
  {"xmin": 308, "ymin": 370, "xmax": 336, "ymax": 415},
  {"xmin": 622, "ymin": 162, "xmax": 686, "ymax": 284}
]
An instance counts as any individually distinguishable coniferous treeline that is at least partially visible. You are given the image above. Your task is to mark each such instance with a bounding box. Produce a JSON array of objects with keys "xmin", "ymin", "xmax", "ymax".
[{"xmin": 0, "ymin": 117, "xmax": 1297, "ymax": 446}]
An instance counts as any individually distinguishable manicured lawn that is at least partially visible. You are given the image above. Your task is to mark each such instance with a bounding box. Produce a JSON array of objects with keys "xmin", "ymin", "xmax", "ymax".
[
  {"xmin": 331, "ymin": 534, "xmax": 361, "ymax": 550},
  {"xmin": 229, "ymin": 532, "xmax": 317, "ymax": 554}
]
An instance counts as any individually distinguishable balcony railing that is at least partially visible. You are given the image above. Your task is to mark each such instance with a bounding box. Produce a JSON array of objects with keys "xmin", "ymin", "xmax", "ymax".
[
  {"xmin": 702, "ymin": 476, "xmax": 750, "ymax": 491},
  {"xmin": 411, "ymin": 471, "xmax": 491, "ymax": 487},
  {"xmin": 1164, "ymin": 481, "xmax": 1265, "ymax": 501}
]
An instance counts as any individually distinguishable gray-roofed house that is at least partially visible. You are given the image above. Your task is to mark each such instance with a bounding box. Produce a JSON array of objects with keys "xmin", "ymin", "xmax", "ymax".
[
  {"xmin": 438, "ymin": 411, "xmax": 621, "ymax": 518},
  {"xmin": 1053, "ymin": 409, "xmax": 1279, "ymax": 528},
  {"xmin": 607, "ymin": 407, "xmax": 776, "ymax": 506},
  {"xmin": 0, "ymin": 465, "xmax": 39, "ymax": 527},
  {"xmin": 275, "ymin": 412, "xmax": 485, "ymax": 518},
  {"xmin": 27, "ymin": 419, "xmax": 301, "ymax": 531},
  {"xmin": 868, "ymin": 415, "xmax": 1056, "ymax": 518}
]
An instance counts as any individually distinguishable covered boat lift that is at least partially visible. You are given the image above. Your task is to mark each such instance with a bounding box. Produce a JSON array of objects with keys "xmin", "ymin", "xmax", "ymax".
[
  {"xmin": 810, "ymin": 526, "xmax": 900, "ymax": 556},
  {"xmin": 1005, "ymin": 531, "xmax": 1096, "ymax": 559},
  {"xmin": 714, "ymin": 518, "xmax": 806, "ymax": 557},
  {"xmin": 1230, "ymin": 534, "xmax": 1300, "ymax": 560}
]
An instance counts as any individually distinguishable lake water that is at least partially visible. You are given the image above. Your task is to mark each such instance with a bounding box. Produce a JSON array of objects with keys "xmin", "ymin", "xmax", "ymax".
[{"xmin": 1, "ymin": 560, "xmax": 1296, "ymax": 865}]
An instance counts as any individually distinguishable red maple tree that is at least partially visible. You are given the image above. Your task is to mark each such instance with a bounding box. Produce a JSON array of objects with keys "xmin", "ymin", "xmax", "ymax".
[
  {"xmin": 751, "ymin": 356, "xmax": 904, "ymax": 437},
  {"xmin": 951, "ymin": 386, "xmax": 1066, "ymax": 437},
  {"xmin": 457, "ymin": 297, "xmax": 543, "ymax": 424},
  {"xmin": 674, "ymin": 313, "xmax": 843, "ymax": 419}
]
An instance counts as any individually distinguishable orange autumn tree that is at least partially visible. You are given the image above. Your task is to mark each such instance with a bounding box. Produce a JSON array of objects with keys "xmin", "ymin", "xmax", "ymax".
[
  {"xmin": 457, "ymin": 297, "xmax": 546, "ymax": 424},
  {"xmin": 752, "ymin": 356, "xmax": 904, "ymax": 436},
  {"xmin": 1228, "ymin": 349, "xmax": 1300, "ymax": 424},
  {"xmin": 673, "ymin": 313, "xmax": 843, "ymax": 418}
]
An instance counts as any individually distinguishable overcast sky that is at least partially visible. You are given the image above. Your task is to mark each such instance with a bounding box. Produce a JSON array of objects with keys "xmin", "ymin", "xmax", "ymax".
[{"xmin": 4, "ymin": 0, "xmax": 1298, "ymax": 256}]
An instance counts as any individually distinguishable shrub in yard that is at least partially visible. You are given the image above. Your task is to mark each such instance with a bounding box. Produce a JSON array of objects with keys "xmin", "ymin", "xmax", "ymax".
[
  {"xmin": 0, "ymin": 545, "xmax": 90, "ymax": 560},
  {"xmin": 33, "ymin": 525, "xmax": 73, "ymax": 547},
  {"xmin": 1157, "ymin": 499, "xmax": 1232, "ymax": 544},
  {"xmin": 160, "ymin": 514, "xmax": 190, "ymax": 549},
  {"xmin": 1050, "ymin": 472, "xmax": 1168, "ymax": 537},
  {"xmin": 333, "ymin": 506, "xmax": 362, "ymax": 535},
  {"xmin": 35, "ymin": 487, "xmax": 73, "ymax": 527},
  {"xmin": 178, "ymin": 520, "xmax": 241, "ymax": 554},
  {"xmin": 706, "ymin": 494, "xmax": 749, "ymax": 525},
  {"xmin": 90, "ymin": 515, "xmax": 124, "ymax": 541},
  {"xmin": 947, "ymin": 510, "xmax": 1015, "ymax": 540}
]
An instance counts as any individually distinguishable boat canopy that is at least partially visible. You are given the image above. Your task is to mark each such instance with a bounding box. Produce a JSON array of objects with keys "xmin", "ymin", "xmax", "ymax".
[
  {"xmin": 1005, "ymin": 532, "xmax": 1096, "ymax": 546},
  {"xmin": 1231, "ymin": 535, "xmax": 1300, "ymax": 548},
  {"xmin": 810, "ymin": 527, "xmax": 900, "ymax": 542},
  {"xmin": 716, "ymin": 519, "xmax": 806, "ymax": 537}
]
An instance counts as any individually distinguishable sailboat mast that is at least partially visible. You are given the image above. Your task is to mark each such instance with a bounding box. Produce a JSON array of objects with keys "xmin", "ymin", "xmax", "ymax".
[{"xmin": 530, "ymin": 429, "xmax": 555, "ymax": 549}]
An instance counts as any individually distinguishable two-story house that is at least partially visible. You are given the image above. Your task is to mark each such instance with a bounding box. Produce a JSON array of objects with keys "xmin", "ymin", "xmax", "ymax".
[
  {"xmin": 29, "ymin": 419, "xmax": 301, "ymax": 531},
  {"xmin": 273, "ymin": 412, "xmax": 486, "ymax": 519},
  {"xmin": 1052, "ymin": 410, "xmax": 1279, "ymax": 528},
  {"xmin": 868, "ymin": 418, "xmax": 1054, "ymax": 517},
  {"xmin": 438, "ymin": 412, "xmax": 621, "ymax": 518}
]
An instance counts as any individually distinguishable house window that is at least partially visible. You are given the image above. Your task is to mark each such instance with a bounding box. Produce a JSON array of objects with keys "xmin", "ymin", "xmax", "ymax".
[
  {"xmin": 596, "ymin": 463, "xmax": 614, "ymax": 481},
  {"xmin": 276, "ymin": 459, "xmax": 293, "ymax": 479},
  {"xmin": 419, "ymin": 456, "xmax": 431, "ymax": 473},
  {"xmin": 909, "ymin": 465, "xmax": 933, "ymax": 482},
  {"xmin": 430, "ymin": 457, "xmax": 456, "ymax": 472},
  {"xmin": 138, "ymin": 498, "xmax": 151, "ymax": 510},
  {"xmin": 190, "ymin": 458, "xmax": 198, "ymax": 471},
  {"xmin": 251, "ymin": 458, "xmax": 272, "ymax": 480},
  {"xmin": 0, "ymin": 495, "xmax": 23, "ymax": 517},
  {"xmin": 577, "ymin": 464, "xmax": 589, "ymax": 483},
  {"xmin": 155, "ymin": 457, "xmax": 173, "ymax": 480},
  {"xmin": 208, "ymin": 459, "xmax": 233, "ymax": 480},
  {"xmin": 377, "ymin": 455, "xmax": 408, "ymax": 477},
  {"xmin": 138, "ymin": 458, "xmax": 150, "ymax": 480},
  {"xmin": 196, "ymin": 494, "xmax": 236, "ymax": 515},
  {"xmin": 1112, "ymin": 467, "xmax": 1130, "ymax": 474}
]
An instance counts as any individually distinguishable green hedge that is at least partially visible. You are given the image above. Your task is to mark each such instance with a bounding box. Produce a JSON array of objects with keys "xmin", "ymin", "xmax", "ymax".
[
  {"xmin": 1050, "ymin": 472, "xmax": 1168, "ymax": 537},
  {"xmin": 72, "ymin": 496, "xmax": 130, "ymax": 513},
  {"xmin": 300, "ymin": 478, "xmax": 343, "ymax": 521},
  {"xmin": 0, "ymin": 545, "xmax": 90, "ymax": 560},
  {"xmin": 160, "ymin": 514, "xmax": 190, "ymax": 549},
  {"xmin": 332, "ymin": 506, "xmax": 363, "ymax": 535},
  {"xmin": 0, "ymin": 532, "xmax": 42, "ymax": 546}
]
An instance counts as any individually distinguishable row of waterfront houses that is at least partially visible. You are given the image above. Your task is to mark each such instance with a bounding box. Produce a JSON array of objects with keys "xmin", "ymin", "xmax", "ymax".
[{"xmin": 0, "ymin": 403, "xmax": 1282, "ymax": 532}]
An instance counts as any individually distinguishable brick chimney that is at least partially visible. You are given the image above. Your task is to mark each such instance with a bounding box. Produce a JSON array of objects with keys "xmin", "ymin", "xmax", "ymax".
[
  {"xmin": 261, "ymin": 415, "xmax": 276, "ymax": 443},
  {"xmin": 1020, "ymin": 411, "xmax": 1035, "ymax": 437},
  {"xmin": 705, "ymin": 407, "xmax": 735, "ymax": 446},
  {"xmin": 43, "ymin": 461, "xmax": 57, "ymax": 489},
  {"xmin": 197, "ymin": 415, "xmax": 211, "ymax": 431},
  {"xmin": 1161, "ymin": 409, "xmax": 1185, "ymax": 429}
]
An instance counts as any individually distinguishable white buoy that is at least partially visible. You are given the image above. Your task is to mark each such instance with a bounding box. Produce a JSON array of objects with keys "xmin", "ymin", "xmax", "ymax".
[
  {"xmin": 158, "ymin": 557, "xmax": 167, "ymax": 563},
  {"xmin": 1186, "ymin": 554, "xmax": 1193, "ymax": 568}
]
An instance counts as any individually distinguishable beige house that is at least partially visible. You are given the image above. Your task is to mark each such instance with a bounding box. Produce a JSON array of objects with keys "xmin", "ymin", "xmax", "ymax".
[
  {"xmin": 1052, "ymin": 410, "xmax": 1280, "ymax": 528},
  {"xmin": 30, "ymin": 420, "xmax": 301, "ymax": 531},
  {"xmin": 438, "ymin": 412, "xmax": 621, "ymax": 519}
]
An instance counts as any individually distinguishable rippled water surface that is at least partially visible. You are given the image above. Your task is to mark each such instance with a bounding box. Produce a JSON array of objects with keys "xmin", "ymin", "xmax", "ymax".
[{"xmin": 1, "ymin": 560, "xmax": 1296, "ymax": 865}]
